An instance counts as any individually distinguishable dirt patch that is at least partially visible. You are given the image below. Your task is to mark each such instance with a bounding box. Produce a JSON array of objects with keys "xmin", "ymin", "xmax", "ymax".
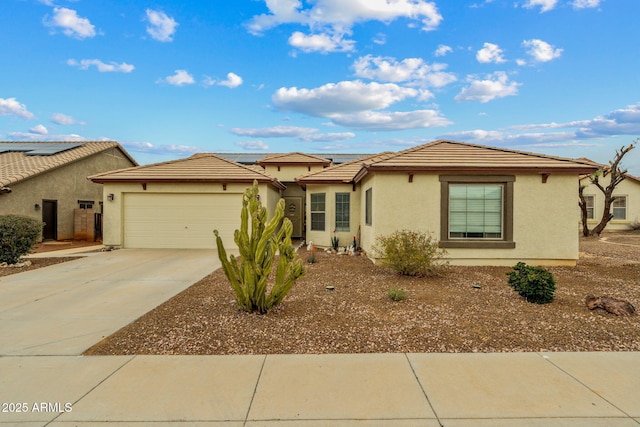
[
  {"xmin": 85, "ymin": 236, "xmax": 640, "ymax": 355},
  {"xmin": 0, "ymin": 257, "xmax": 79, "ymax": 277}
]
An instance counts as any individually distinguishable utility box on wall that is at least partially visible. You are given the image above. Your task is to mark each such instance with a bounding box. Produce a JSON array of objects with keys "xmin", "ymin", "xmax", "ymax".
[{"xmin": 74, "ymin": 208, "xmax": 95, "ymax": 241}]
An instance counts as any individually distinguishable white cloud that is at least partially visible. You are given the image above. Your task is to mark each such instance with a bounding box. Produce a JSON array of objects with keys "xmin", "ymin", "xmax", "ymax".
[
  {"xmin": 273, "ymin": 80, "xmax": 419, "ymax": 116},
  {"xmin": 434, "ymin": 44, "xmax": 452, "ymax": 57},
  {"xmin": 45, "ymin": 7, "xmax": 96, "ymax": 39},
  {"xmin": 572, "ymin": 0, "xmax": 601, "ymax": 8},
  {"xmin": 7, "ymin": 132, "xmax": 86, "ymax": 142},
  {"xmin": 218, "ymin": 72, "xmax": 243, "ymax": 88},
  {"xmin": 288, "ymin": 30, "xmax": 355, "ymax": 53},
  {"xmin": 352, "ymin": 55, "xmax": 456, "ymax": 88},
  {"xmin": 160, "ymin": 70, "xmax": 195, "ymax": 86},
  {"xmin": 248, "ymin": 0, "xmax": 442, "ymax": 53},
  {"xmin": 51, "ymin": 113, "xmax": 85, "ymax": 125},
  {"xmin": 67, "ymin": 59, "xmax": 134, "ymax": 73},
  {"xmin": 522, "ymin": 39, "xmax": 563, "ymax": 62},
  {"xmin": 522, "ymin": 0, "xmax": 558, "ymax": 12},
  {"xmin": 455, "ymin": 72, "xmax": 521, "ymax": 103},
  {"xmin": 231, "ymin": 126, "xmax": 316, "ymax": 138},
  {"xmin": 0, "ymin": 97, "xmax": 34, "ymax": 119},
  {"xmin": 204, "ymin": 72, "xmax": 244, "ymax": 88},
  {"xmin": 122, "ymin": 141, "xmax": 199, "ymax": 155},
  {"xmin": 29, "ymin": 124, "xmax": 48, "ymax": 135},
  {"xmin": 329, "ymin": 110, "xmax": 451, "ymax": 131},
  {"xmin": 372, "ymin": 33, "xmax": 386, "ymax": 45},
  {"xmin": 231, "ymin": 125, "xmax": 355, "ymax": 142},
  {"xmin": 476, "ymin": 42, "xmax": 506, "ymax": 64},
  {"xmin": 439, "ymin": 102, "xmax": 640, "ymax": 149},
  {"xmin": 236, "ymin": 140, "xmax": 270, "ymax": 151},
  {"xmin": 145, "ymin": 9, "xmax": 178, "ymax": 42}
]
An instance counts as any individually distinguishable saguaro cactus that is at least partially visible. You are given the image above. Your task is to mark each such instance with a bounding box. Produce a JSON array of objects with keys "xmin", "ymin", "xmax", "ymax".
[{"xmin": 214, "ymin": 181, "xmax": 305, "ymax": 314}]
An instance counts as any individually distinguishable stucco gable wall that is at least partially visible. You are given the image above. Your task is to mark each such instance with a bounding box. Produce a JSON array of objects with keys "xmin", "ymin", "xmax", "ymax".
[
  {"xmin": 304, "ymin": 183, "xmax": 361, "ymax": 248},
  {"xmin": 580, "ymin": 175, "xmax": 640, "ymax": 230},
  {"xmin": 262, "ymin": 164, "xmax": 325, "ymax": 182},
  {"xmin": 361, "ymin": 172, "xmax": 580, "ymax": 266},
  {"xmin": 0, "ymin": 147, "xmax": 135, "ymax": 240}
]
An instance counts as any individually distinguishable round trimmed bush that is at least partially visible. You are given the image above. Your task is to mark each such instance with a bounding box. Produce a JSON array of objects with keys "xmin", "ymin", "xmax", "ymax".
[
  {"xmin": 0, "ymin": 215, "xmax": 43, "ymax": 264},
  {"xmin": 506, "ymin": 262, "xmax": 556, "ymax": 304}
]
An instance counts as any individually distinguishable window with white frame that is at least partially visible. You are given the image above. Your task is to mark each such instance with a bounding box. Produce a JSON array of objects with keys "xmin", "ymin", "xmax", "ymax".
[
  {"xmin": 584, "ymin": 195, "xmax": 595, "ymax": 220},
  {"xmin": 612, "ymin": 196, "xmax": 627, "ymax": 220},
  {"xmin": 449, "ymin": 184, "xmax": 503, "ymax": 239},
  {"xmin": 335, "ymin": 193, "xmax": 350, "ymax": 232},
  {"xmin": 310, "ymin": 193, "xmax": 326, "ymax": 231}
]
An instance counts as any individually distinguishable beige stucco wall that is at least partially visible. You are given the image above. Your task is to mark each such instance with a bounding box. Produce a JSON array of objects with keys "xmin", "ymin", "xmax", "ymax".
[
  {"xmin": 580, "ymin": 176, "xmax": 640, "ymax": 231},
  {"xmin": 358, "ymin": 172, "xmax": 580, "ymax": 266},
  {"xmin": 262, "ymin": 164, "xmax": 326, "ymax": 182},
  {"xmin": 101, "ymin": 181, "xmax": 281, "ymax": 248},
  {"xmin": 304, "ymin": 183, "xmax": 361, "ymax": 248},
  {"xmin": 0, "ymin": 147, "xmax": 135, "ymax": 240}
]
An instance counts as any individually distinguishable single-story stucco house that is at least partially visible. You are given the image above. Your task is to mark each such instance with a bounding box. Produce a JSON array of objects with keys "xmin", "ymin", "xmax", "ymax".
[
  {"xmin": 0, "ymin": 141, "xmax": 137, "ymax": 241},
  {"xmin": 578, "ymin": 159, "xmax": 640, "ymax": 231},
  {"xmin": 297, "ymin": 140, "xmax": 598, "ymax": 266},
  {"xmin": 90, "ymin": 140, "xmax": 598, "ymax": 266}
]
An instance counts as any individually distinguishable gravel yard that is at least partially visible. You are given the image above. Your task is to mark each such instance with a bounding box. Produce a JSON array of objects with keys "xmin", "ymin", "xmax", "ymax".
[{"xmin": 85, "ymin": 233, "xmax": 640, "ymax": 355}]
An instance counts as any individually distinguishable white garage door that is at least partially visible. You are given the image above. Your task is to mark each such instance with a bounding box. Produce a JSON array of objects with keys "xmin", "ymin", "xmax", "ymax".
[{"xmin": 123, "ymin": 193, "xmax": 243, "ymax": 249}]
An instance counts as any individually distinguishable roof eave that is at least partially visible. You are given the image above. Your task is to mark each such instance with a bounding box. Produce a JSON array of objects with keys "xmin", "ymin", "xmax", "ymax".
[{"xmin": 89, "ymin": 176, "xmax": 286, "ymax": 190}]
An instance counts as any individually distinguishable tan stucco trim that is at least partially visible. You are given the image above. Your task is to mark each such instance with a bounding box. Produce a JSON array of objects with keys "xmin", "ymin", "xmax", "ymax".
[{"xmin": 439, "ymin": 175, "xmax": 515, "ymax": 249}]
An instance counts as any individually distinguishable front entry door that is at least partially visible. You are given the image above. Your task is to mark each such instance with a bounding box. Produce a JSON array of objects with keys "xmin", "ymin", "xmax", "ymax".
[
  {"xmin": 42, "ymin": 200, "xmax": 57, "ymax": 241},
  {"xmin": 284, "ymin": 197, "xmax": 303, "ymax": 238}
]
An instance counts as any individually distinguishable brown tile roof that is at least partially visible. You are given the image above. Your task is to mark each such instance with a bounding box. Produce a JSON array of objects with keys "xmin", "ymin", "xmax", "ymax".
[
  {"xmin": 89, "ymin": 153, "xmax": 286, "ymax": 189},
  {"xmin": 576, "ymin": 157, "xmax": 640, "ymax": 184},
  {"xmin": 296, "ymin": 152, "xmax": 395, "ymax": 184},
  {"xmin": 0, "ymin": 141, "xmax": 137, "ymax": 187},
  {"xmin": 298, "ymin": 140, "xmax": 599, "ymax": 184},
  {"xmin": 257, "ymin": 152, "xmax": 332, "ymax": 166}
]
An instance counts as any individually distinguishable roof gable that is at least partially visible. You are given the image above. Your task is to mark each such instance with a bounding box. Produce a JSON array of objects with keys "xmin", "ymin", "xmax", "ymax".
[
  {"xmin": 89, "ymin": 153, "xmax": 286, "ymax": 189},
  {"xmin": 297, "ymin": 140, "xmax": 598, "ymax": 184},
  {"xmin": 0, "ymin": 141, "xmax": 137, "ymax": 187},
  {"xmin": 296, "ymin": 152, "xmax": 395, "ymax": 184},
  {"xmin": 257, "ymin": 152, "xmax": 331, "ymax": 166}
]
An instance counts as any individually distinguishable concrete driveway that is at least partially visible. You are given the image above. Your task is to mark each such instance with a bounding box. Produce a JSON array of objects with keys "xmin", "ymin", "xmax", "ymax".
[{"xmin": 0, "ymin": 249, "xmax": 219, "ymax": 356}]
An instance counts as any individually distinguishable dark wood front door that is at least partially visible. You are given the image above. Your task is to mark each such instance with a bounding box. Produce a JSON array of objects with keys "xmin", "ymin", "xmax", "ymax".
[
  {"xmin": 42, "ymin": 200, "xmax": 57, "ymax": 241},
  {"xmin": 284, "ymin": 197, "xmax": 303, "ymax": 238}
]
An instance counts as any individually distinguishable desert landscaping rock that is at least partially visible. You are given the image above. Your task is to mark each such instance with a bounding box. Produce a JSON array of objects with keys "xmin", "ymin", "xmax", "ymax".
[{"xmin": 85, "ymin": 234, "xmax": 640, "ymax": 355}]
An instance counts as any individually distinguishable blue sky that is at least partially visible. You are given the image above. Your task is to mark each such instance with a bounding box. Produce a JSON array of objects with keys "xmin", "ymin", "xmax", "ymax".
[{"xmin": 1, "ymin": 0, "xmax": 639, "ymax": 173}]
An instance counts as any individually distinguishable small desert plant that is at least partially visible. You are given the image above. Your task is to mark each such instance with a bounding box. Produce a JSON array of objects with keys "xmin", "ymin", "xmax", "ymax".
[
  {"xmin": 0, "ymin": 215, "xmax": 43, "ymax": 264},
  {"xmin": 630, "ymin": 219, "xmax": 640, "ymax": 231},
  {"xmin": 331, "ymin": 233, "xmax": 339, "ymax": 251},
  {"xmin": 374, "ymin": 229, "xmax": 447, "ymax": 277},
  {"xmin": 387, "ymin": 287, "xmax": 407, "ymax": 302},
  {"xmin": 506, "ymin": 262, "xmax": 556, "ymax": 304},
  {"xmin": 214, "ymin": 181, "xmax": 305, "ymax": 314}
]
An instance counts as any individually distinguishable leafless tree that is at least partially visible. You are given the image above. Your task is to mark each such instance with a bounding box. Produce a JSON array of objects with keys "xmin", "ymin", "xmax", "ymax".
[{"xmin": 579, "ymin": 141, "xmax": 636, "ymax": 236}]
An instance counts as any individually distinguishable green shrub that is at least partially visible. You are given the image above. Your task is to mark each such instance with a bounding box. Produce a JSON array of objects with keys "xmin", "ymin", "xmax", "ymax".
[
  {"xmin": 0, "ymin": 215, "xmax": 43, "ymax": 264},
  {"xmin": 214, "ymin": 181, "xmax": 305, "ymax": 314},
  {"xmin": 387, "ymin": 287, "xmax": 407, "ymax": 302},
  {"xmin": 506, "ymin": 262, "xmax": 556, "ymax": 304},
  {"xmin": 375, "ymin": 230, "xmax": 447, "ymax": 277}
]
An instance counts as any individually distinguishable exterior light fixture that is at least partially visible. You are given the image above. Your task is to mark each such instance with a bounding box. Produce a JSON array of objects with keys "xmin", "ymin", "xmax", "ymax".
[{"xmin": 107, "ymin": 194, "xmax": 115, "ymax": 201}]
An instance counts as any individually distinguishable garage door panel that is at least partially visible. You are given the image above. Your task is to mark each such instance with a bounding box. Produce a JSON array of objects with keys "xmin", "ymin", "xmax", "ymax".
[{"xmin": 123, "ymin": 193, "xmax": 242, "ymax": 249}]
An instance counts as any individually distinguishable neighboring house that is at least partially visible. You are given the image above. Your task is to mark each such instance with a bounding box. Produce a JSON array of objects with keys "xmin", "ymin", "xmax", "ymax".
[
  {"xmin": 297, "ymin": 140, "xmax": 597, "ymax": 266},
  {"xmin": 88, "ymin": 153, "xmax": 286, "ymax": 249},
  {"xmin": 578, "ymin": 159, "xmax": 640, "ymax": 231},
  {"xmin": 0, "ymin": 141, "xmax": 137, "ymax": 241}
]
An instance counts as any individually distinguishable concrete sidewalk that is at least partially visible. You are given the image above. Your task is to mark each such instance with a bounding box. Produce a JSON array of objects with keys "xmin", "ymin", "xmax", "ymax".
[
  {"xmin": 0, "ymin": 249, "xmax": 218, "ymax": 356},
  {"xmin": 0, "ymin": 352, "xmax": 638, "ymax": 426}
]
